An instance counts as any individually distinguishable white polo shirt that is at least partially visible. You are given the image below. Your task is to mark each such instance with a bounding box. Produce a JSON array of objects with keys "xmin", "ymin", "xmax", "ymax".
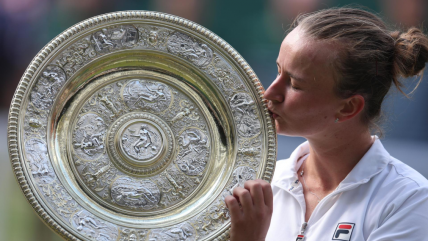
[{"xmin": 266, "ymin": 137, "xmax": 428, "ymax": 241}]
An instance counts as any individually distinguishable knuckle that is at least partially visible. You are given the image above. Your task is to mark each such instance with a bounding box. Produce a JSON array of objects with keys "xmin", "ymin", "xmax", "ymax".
[
  {"xmin": 255, "ymin": 210, "xmax": 265, "ymax": 219},
  {"xmin": 239, "ymin": 189, "xmax": 251, "ymax": 198},
  {"xmin": 244, "ymin": 180, "xmax": 255, "ymax": 188},
  {"xmin": 266, "ymin": 206, "xmax": 273, "ymax": 215}
]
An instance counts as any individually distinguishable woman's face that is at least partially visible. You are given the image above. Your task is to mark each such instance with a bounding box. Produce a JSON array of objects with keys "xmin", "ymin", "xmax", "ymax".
[{"xmin": 264, "ymin": 27, "xmax": 343, "ymax": 138}]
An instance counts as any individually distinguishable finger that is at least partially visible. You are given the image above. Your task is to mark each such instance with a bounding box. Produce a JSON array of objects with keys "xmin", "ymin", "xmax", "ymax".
[
  {"xmin": 233, "ymin": 187, "xmax": 253, "ymax": 214},
  {"xmin": 256, "ymin": 179, "xmax": 273, "ymax": 209},
  {"xmin": 244, "ymin": 180, "xmax": 264, "ymax": 208},
  {"xmin": 225, "ymin": 195, "xmax": 242, "ymax": 220}
]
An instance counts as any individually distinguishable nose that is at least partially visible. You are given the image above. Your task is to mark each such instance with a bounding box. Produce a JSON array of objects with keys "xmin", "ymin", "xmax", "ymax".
[{"xmin": 263, "ymin": 76, "xmax": 284, "ymax": 103}]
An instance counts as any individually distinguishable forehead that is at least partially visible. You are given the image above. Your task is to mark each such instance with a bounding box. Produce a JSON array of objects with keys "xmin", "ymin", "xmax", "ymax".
[{"xmin": 278, "ymin": 27, "xmax": 338, "ymax": 81}]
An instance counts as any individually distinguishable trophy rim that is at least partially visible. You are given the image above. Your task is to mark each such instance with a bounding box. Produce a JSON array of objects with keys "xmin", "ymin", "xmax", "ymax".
[{"xmin": 8, "ymin": 10, "xmax": 277, "ymax": 241}]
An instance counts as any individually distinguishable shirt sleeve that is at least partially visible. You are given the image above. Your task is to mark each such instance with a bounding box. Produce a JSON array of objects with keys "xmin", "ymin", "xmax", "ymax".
[{"xmin": 367, "ymin": 187, "xmax": 428, "ymax": 241}]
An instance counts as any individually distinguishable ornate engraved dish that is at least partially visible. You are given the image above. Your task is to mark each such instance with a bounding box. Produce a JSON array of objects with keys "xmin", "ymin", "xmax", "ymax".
[{"xmin": 8, "ymin": 11, "xmax": 276, "ymax": 241}]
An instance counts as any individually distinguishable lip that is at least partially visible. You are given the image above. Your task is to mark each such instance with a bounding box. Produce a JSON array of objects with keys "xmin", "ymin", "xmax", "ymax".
[{"xmin": 268, "ymin": 108, "xmax": 279, "ymax": 119}]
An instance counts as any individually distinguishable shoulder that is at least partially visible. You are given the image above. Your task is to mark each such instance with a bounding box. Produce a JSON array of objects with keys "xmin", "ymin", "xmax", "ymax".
[
  {"xmin": 364, "ymin": 156, "xmax": 428, "ymax": 240},
  {"xmin": 385, "ymin": 156, "xmax": 428, "ymax": 188}
]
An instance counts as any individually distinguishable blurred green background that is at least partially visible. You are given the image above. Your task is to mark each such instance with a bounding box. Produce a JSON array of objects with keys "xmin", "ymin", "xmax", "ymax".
[{"xmin": 1, "ymin": 0, "xmax": 427, "ymax": 240}]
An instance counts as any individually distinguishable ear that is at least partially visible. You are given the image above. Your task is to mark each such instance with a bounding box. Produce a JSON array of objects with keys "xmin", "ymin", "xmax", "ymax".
[{"xmin": 337, "ymin": 94, "xmax": 365, "ymax": 122}]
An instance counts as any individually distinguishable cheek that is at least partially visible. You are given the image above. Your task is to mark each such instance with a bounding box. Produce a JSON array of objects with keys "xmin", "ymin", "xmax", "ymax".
[{"xmin": 285, "ymin": 92, "xmax": 335, "ymax": 120}]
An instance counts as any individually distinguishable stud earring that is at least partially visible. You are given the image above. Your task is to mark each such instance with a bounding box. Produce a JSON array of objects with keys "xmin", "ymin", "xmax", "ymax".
[{"xmin": 335, "ymin": 118, "xmax": 339, "ymax": 123}]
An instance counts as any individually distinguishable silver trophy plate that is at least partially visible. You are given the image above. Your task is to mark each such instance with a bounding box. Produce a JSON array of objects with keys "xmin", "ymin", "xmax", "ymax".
[{"xmin": 8, "ymin": 11, "xmax": 276, "ymax": 241}]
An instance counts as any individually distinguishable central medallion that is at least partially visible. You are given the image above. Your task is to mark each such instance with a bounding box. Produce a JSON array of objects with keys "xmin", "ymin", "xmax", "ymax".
[
  {"xmin": 120, "ymin": 121, "xmax": 163, "ymax": 164},
  {"xmin": 108, "ymin": 112, "xmax": 174, "ymax": 176}
]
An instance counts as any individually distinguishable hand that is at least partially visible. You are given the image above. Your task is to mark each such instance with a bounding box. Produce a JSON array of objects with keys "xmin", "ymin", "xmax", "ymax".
[{"xmin": 225, "ymin": 179, "xmax": 273, "ymax": 241}]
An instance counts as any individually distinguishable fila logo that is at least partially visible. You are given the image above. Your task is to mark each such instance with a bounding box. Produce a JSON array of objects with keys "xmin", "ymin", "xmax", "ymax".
[
  {"xmin": 332, "ymin": 223, "xmax": 355, "ymax": 241},
  {"xmin": 295, "ymin": 234, "xmax": 305, "ymax": 241}
]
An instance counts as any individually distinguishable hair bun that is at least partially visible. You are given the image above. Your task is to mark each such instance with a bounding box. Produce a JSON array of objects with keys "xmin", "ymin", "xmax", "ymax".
[{"xmin": 392, "ymin": 28, "xmax": 428, "ymax": 77}]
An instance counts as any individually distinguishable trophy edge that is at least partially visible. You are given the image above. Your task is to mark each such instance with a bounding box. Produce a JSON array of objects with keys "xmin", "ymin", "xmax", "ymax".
[{"xmin": 7, "ymin": 10, "xmax": 277, "ymax": 241}]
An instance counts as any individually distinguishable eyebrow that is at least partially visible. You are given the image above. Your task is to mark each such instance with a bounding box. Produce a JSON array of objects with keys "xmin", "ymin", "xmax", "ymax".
[{"xmin": 276, "ymin": 61, "xmax": 306, "ymax": 82}]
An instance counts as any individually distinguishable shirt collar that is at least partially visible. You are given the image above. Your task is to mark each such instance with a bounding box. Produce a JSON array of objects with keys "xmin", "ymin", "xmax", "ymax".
[{"xmin": 272, "ymin": 136, "xmax": 391, "ymax": 191}]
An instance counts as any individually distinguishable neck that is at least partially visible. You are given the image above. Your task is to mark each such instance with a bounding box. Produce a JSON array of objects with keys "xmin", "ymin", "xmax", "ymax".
[{"xmin": 302, "ymin": 124, "xmax": 374, "ymax": 192}]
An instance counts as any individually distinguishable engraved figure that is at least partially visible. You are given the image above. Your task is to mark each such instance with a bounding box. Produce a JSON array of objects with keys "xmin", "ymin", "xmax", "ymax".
[
  {"xmin": 30, "ymin": 65, "xmax": 66, "ymax": 110},
  {"xmin": 92, "ymin": 25, "xmax": 138, "ymax": 53},
  {"xmin": 138, "ymin": 26, "xmax": 172, "ymax": 50},
  {"xmin": 99, "ymin": 94, "xmax": 118, "ymax": 117},
  {"xmin": 82, "ymin": 163, "xmax": 111, "ymax": 187},
  {"xmin": 203, "ymin": 54, "xmax": 243, "ymax": 95},
  {"xmin": 71, "ymin": 210, "xmax": 118, "ymax": 241},
  {"xmin": 230, "ymin": 93, "xmax": 261, "ymax": 137},
  {"xmin": 230, "ymin": 93, "xmax": 254, "ymax": 115},
  {"xmin": 229, "ymin": 166, "xmax": 256, "ymax": 192},
  {"xmin": 170, "ymin": 100, "xmax": 199, "ymax": 124},
  {"xmin": 56, "ymin": 38, "xmax": 96, "ymax": 76},
  {"xmin": 131, "ymin": 124, "xmax": 155, "ymax": 153},
  {"xmin": 167, "ymin": 32, "xmax": 213, "ymax": 67},
  {"xmin": 148, "ymin": 222, "xmax": 196, "ymax": 241},
  {"xmin": 25, "ymin": 138, "xmax": 53, "ymax": 177},
  {"xmin": 177, "ymin": 128, "xmax": 209, "ymax": 176},
  {"xmin": 110, "ymin": 177, "xmax": 161, "ymax": 210},
  {"xmin": 194, "ymin": 201, "xmax": 230, "ymax": 236},
  {"xmin": 121, "ymin": 123, "xmax": 162, "ymax": 160},
  {"xmin": 122, "ymin": 79, "xmax": 171, "ymax": 112},
  {"xmin": 165, "ymin": 171, "xmax": 185, "ymax": 198},
  {"xmin": 119, "ymin": 229, "xmax": 148, "ymax": 241},
  {"xmin": 73, "ymin": 113, "xmax": 106, "ymax": 159}
]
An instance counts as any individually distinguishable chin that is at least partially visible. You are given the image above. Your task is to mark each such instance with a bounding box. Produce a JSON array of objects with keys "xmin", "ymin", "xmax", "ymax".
[{"xmin": 275, "ymin": 123, "xmax": 302, "ymax": 137}]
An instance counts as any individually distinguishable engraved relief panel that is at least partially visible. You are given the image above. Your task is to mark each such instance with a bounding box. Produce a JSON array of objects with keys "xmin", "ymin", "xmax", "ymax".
[
  {"xmin": 73, "ymin": 113, "xmax": 106, "ymax": 160},
  {"xmin": 167, "ymin": 32, "xmax": 213, "ymax": 67},
  {"xmin": 138, "ymin": 26, "xmax": 172, "ymax": 50},
  {"xmin": 119, "ymin": 229, "xmax": 148, "ymax": 241},
  {"xmin": 24, "ymin": 105, "xmax": 48, "ymax": 138},
  {"xmin": 176, "ymin": 128, "xmax": 209, "ymax": 176},
  {"xmin": 230, "ymin": 92, "xmax": 261, "ymax": 137},
  {"xmin": 73, "ymin": 154, "xmax": 117, "ymax": 195},
  {"xmin": 91, "ymin": 25, "xmax": 138, "ymax": 53},
  {"xmin": 56, "ymin": 37, "xmax": 96, "ymax": 78},
  {"xmin": 25, "ymin": 138, "xmax": 55, "ymax": 179},
  {"xmin": 30, "ymin": 65, "xmax": 66, "ymax": 110},
  {"xmin": 191, "ymin": 198, "xmax": 230, "ymax": 239},
  {"xmin": 148, "ymin": 222, "xmax": 196, "ymax": 241},
  {"xmin": 71, "ymin": 210, "xmax": 118, "ymax": 241},
  {"xmin": 201, "ymin": 53, "xmax": 246, "ymax": 98},
  {"xmin": 110, "ymin": 177, "xmax": 161, "ymax": 210},
  {"xmin": 122, "ymin": 79, "xmax": 172, "ymax": 113},
  {"xmin": 82, "ymin": 83, "xmax": 126, "ymax": 124},
  {"xmin": 237, "ymin": 133, "xmax": 263, "ymax": 169},
  {"xmin": 153, "ymin": 165, "xmax": 201, "ymax": 208}
]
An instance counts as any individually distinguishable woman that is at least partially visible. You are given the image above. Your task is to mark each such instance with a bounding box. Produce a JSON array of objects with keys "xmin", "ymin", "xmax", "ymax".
[{"xmin": 225, "ymin": 8, "xmax": 428, "ymax": 241}]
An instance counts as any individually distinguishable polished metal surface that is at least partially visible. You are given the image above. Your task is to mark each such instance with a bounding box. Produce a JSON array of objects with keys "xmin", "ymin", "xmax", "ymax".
[{"xmin": 8, "ymin": 11, "xmax": 276, "ymax": 241}]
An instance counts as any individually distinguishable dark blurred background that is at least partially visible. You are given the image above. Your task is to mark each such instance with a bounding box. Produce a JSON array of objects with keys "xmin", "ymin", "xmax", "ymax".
[{"xmin": 1, "ymin": 0, "xmax": 427, "ymax": 240}]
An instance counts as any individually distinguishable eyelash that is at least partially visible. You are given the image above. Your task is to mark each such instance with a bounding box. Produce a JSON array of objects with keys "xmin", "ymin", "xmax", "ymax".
[{"xmin": 277, "ymin": 72, "xmax": 300, "ymax": 90}]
